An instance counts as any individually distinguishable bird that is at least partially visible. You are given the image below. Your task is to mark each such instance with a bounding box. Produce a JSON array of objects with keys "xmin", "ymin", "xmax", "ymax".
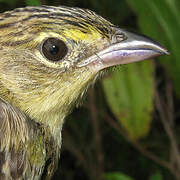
[{"xmin": 0, "ymin": 5, "xmax": 168, "ymax": 180}]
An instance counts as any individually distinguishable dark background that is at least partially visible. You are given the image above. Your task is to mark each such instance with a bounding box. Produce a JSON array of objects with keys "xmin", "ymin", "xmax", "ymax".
[{"xmin": 0, "ymin": 0, "xmax": 180, "ymax": 180}]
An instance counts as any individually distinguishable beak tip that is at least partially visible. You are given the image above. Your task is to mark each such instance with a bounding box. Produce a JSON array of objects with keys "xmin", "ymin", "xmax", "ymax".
[
  {"xmin": 165, "ymin": 50, "xmax": 170, "ymax": 55},
  {"xmin": 119, "ymin": 29, "xmax": 170, "ymax": 56},
  {"xmin": 160, "ymin": 47, "xmax": 170, "ymax": 56}
]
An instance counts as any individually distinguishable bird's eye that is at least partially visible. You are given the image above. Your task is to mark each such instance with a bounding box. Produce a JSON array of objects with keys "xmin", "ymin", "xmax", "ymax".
[{"xmin": 41, "ymin": 38, "xmax": 68, "ymax": 62}]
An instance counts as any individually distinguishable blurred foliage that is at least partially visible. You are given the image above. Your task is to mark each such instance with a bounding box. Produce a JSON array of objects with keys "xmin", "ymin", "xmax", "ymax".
[
  {"xmin": 149, "ymin": 171, "xmax": 163, "ymax": 180},
  {"xmin": 104, "ymin": 172, "xmax": 134, "ymax": 180},
  {"xmin": 0, "ymin": 0, "xmax": 16, "ymax": 6},
  {"xmin": 103, "ymin": 62, "xmax": 154, "ymax": 140},
  {"xmin": 0, "ymin": 0, "xmax": 179, "ymax": 180},
  {"xmin": 26, "ymin": 0, "xmax": 41, "ymax": 6}
]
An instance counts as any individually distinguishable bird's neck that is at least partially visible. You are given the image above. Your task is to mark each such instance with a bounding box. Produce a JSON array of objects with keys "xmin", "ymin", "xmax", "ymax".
[
  {"xmin": 0, "ymin": 65, "xmax": 98, "ymax": 141},
  {"xmin": 27, "ymin": 68, "xmax": 98, "ymax": 140}
]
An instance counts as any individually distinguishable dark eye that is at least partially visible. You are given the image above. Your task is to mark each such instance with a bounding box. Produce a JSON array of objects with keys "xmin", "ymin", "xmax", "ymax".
[{"xmin": 41, "ymin": 38, "xmax": 68, "ymax": 62}]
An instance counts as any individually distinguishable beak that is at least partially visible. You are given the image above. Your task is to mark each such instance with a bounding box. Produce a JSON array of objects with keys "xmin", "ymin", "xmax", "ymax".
[{"xmin": 77, "ymin": 28, "xmax": 169, "ymax": 71}]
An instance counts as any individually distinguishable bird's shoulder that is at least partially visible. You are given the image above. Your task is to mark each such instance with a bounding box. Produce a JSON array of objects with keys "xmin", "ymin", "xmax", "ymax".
[{"xmin": 0, "ymin": 98, "xmax": 59, "ymax": 180}]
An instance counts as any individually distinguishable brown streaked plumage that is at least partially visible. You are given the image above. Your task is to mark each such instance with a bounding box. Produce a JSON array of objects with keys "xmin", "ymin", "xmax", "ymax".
[{"xmin": 0, "ymin": 5, "xmax": 168, "ymax": 180}]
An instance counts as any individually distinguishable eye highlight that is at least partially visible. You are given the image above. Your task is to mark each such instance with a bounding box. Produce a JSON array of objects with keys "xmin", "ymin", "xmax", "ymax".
[{"xmin": 41, "ymin": 38, "xmax": 68, "ymax": 62}]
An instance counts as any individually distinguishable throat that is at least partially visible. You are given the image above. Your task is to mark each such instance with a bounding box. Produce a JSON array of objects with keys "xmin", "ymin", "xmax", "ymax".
[{"xmin": 28, "ymin": 68, "xmax": 98, "ymax": 139}]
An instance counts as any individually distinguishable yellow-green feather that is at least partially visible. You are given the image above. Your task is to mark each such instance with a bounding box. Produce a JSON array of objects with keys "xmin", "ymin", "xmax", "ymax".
[{"xmin": 0, "ymin": 5, "xmax": 114, "ymax": 179}]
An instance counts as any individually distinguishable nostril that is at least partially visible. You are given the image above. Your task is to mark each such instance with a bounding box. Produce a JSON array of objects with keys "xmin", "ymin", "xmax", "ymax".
[
  {"xmin": 116, "ymin": 33, "xmax": 126, "ymax": 42},
  {"xmin": 111, "ymin": 32, "xmax": 127, "ymax": 44}
]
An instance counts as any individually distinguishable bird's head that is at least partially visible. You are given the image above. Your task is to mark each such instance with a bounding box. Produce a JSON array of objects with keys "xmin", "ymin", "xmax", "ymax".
[{"xmin": 0, "ymin": 6, "xmax": 168, "ymax": 133}]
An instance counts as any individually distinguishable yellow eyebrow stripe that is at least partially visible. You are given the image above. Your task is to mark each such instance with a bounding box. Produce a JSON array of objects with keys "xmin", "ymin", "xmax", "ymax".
[{"xmin": 62, "ymin": 27, "xmax": 103, "ymax": 42}]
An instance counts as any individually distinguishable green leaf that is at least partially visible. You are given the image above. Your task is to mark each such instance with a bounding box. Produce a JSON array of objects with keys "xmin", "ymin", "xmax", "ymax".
[
  {"xmin": 126, "ymin": 0, "xmax": 180, "ymax": 97},
  {"xmin": 102, "ymin": 61, "xmax": 154, "ymax": 140},
  {"xmin": 149, "ymin": 171, "xmax": 163, "ymax": 180},
  {"xmin": 26, "ymin": 0, "xmax": 41, "ymax": 6},
  {"xmin": 104, "ymin": 172, "xmax": 134, "ymax": 180}
]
